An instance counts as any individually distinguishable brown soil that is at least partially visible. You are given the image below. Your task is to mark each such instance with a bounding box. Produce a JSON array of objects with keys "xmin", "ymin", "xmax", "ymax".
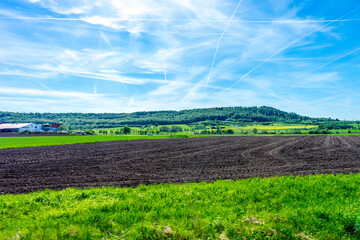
[{"xmin": 1, "ymin": 136, "xmax": 360, "ymax": 194}]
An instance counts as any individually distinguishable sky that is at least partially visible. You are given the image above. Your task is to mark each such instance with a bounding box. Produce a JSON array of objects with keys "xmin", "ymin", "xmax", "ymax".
[{"xmin": 0, "ymin": 0, "xmax": 359, "ymax": 119}]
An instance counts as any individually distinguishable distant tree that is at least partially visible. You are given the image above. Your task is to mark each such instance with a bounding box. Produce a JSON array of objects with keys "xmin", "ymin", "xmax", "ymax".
[
  {"xmin": 170, "ymin": 126, "xmax": 183, "ymax": 133},
  {"xmin": 290, "ymin": 129, "xmax": 301, "ymax": 134},
  {"xmin": 320, "ymin": 130, "xmax": 328, "ymax": 134},
  {"xmin": 58, "ymin": 124, "xmax": 69, "ymax": 131},
  {"xmin": 85, "ymin": 129, "xmax": 95, "ymax": 135},
  {"xmin": 123, "ymin": 125, "xmax": 131, "ymax": 134},
  {"xmin": 159, "ymin": 126, "xmax": 170, "ymax": 132},
  {"xmin": 252, "ymin": 128, "xmax": 258, "ymax": 134},
  {"xmin": 226, "ymin": 129, "xmax": 234, "ymax": 134}
]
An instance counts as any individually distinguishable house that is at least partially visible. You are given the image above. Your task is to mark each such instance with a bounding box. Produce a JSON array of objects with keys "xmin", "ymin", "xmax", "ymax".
[
  {"xmin": 42, "ymin": 125, "xmax": 58, "ymax": 132},
  {"xmin": 0, "ymin": 123, "xmax": 42, "ymax": 132},
  {"xmin": 41, "ymin": 123, "xmax": 63, "ymax": 132}
]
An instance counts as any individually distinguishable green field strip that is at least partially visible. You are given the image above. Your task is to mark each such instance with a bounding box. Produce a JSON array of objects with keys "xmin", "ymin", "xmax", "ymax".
[
  {"xmin": 0, "ymin": 135, "xmax": 177, "ymax": 149},
  {"xmin": 1, "ymin": 174, "xmax": 360, "ymax": 239}
]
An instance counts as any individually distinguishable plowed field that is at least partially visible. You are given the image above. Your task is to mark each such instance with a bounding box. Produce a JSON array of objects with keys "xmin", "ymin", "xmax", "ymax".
[{"xmin": 1, "ymin": 136, "xmax": 360, "ymax": 194}]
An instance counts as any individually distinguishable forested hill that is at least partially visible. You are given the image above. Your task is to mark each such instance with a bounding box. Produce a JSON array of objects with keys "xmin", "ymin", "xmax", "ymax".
[{"xmin": 0, "ymin": 106, "xmax": 322, "ymax": 130}]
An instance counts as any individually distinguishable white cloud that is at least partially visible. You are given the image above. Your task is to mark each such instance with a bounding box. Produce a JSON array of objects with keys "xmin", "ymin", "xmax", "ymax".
[
  {"xmin": 82, "ymin": 16, "xmax": 125, "ymax": 30},
  {"xmin": 0, "ymin": 69, "xmax": 56, "ymax": 79},
  {"xmin": 0, "ymin": 87, "xmax": 103, "ymax": 99},
  {"xmin": 33, "ymin": 0, "xmax": 93, "ymax": 15},
  {"xmin": 149, "ymin": 80, "xmax": 188, "ymax": 96},
  {"xmin": 287, "ymin": 72, "xmax": 341, "ymax": 89},
  {"xmin": 35, "ymin": 64, "xmax": 147, "ymax": 85},
  {"xmin": 301, "ymin": 72, "xmax": 340, "ymax": 83}
]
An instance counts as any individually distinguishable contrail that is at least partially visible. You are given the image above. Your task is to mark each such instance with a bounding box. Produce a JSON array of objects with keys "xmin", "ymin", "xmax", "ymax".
[
  {"xmin": 100, "ymin": 31, "xmax": 112, "ymax": 48},
  {"xmin": 204, "ymin": 0, "xmax": 244, "ymax": 92},
  {"xmin": 297, "ymin": 47, "xmax": 360, "ymax": 79},
  {"xmin": 93, "ymin": 83, "xmax": 97, "ymax": 96},
  {"xmin": 1, "ymin": 16, "xmax": 360, "ymax": 23},
  {"xmin": 221, "ymin": 5, "xmax": 360, "ymax": 94},
  {"xmin": 98, "ymin": 31, "xmax": 128, "ymax": 91},
  {"xmin": 163, "ymin": 55, "xmax": 167, "ymax": 82}
]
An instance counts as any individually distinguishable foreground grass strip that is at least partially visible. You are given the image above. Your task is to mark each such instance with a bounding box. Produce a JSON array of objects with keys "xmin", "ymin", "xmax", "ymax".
[
  {"xmin": 0, "ymin": 135, "xmax": 184, "ymax": 149},
  {"xmin": 1, "ymin": 174, "xmax": 360, "ymax": 239}
]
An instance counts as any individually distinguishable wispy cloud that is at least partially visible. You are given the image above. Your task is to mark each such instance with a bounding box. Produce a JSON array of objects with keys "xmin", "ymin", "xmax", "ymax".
[
  {"xmin": 205, "ymin": 0, "xmax": 243, "ymax": 92},
  {"xmin": 0, "ymin": 87, "xmax": 104, "ymax": 99},
  {"xmin": 35, "ymin": 64, "xmax": 148, "ymax": 85},
  {"xmin": 297, "ymin": 47, "xmax": 360, "ymax": 79},
  {"xmin": 221, "ymin": 5, "xmax": 360, "ymax": 94}
]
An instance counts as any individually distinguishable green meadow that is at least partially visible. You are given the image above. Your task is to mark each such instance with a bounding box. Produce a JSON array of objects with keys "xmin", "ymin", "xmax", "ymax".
[
  {"xmin": 1, "ymin": 174, "xmax": 360, "ymax": 239},
  {"xmin": 0, "ymin": 135, "xmax": 179, "ymax": 149}
]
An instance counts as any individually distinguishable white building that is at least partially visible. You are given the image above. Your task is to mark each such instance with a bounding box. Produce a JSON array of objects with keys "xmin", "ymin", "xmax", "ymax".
[{"xmin": 0, "ymin": 123, "xmax": 42, "ymax": 132}]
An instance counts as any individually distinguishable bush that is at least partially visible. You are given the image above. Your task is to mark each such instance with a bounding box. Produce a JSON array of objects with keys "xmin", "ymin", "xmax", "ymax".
[
  {"xmin": 290, "ymin": 129, "xmax": 302, "ymax": 134},
  {"xmin": 309, "ymin": 130, "xmax": 319, "ymax": 134},
  {"xmin": 159, "ymin": 126, "xmax": 170, "ymax": 132},
  {"xmin": 170, "ymin": 134, "xmax": 188, "ymax": 138},
  {"xmin": 226, "ymin": 129, "xmax": 234, "ymax": 134},
  {"xmin": 20, "ymin": 130, "xmax": 32, "ymax": 134},
  {"xmin": 123, "ymin": 126, "xmax": 131, "ymax": 134},
  {"xmin": 85, "ymin": 130, "xmax": 95, "ymax": 135}
]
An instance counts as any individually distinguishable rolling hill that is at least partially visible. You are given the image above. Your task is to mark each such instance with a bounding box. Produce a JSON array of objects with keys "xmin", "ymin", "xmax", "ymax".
[{"xmin": 0, "ymin": 106, "xmax": 340, "ymax": 130}]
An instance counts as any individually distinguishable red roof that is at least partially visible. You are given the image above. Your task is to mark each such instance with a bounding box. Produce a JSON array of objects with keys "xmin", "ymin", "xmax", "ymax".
[{"xmin": 51, "ymin": 123, "xmax": 62, "ymax": 129}]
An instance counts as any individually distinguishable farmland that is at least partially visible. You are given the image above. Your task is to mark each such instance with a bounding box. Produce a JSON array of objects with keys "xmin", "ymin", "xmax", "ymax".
[
  {"xmin": 2, "ymin": 135, "xmax": 360, "ymax": 194},
  {"xmin": 1, "ymin": 135, "xmax": 360, "ymax": 239}
]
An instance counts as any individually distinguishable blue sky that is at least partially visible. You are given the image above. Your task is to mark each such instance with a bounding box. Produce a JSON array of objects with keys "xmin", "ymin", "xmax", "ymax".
[{"xmin": 0, "ymin": 0, "xmax": 359, "ymax": 119}]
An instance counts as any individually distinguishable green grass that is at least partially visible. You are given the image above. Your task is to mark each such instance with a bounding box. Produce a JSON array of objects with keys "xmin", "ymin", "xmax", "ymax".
[
  {"xmin": 0, "ymin": 135, "xmax": 183, "ymax": 149},
  {"xmin": 1, "ymin": 174, "xmax": 360, "ymax": 239}
]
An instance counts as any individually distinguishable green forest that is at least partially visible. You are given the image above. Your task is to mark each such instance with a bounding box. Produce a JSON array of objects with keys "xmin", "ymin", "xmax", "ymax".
[{"xmin": 0, "ymin": 106, "xmax": 355, "ymax": 130}]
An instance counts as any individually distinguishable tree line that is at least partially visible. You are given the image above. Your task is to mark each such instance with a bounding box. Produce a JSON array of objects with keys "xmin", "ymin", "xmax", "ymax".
[{"xmin": 0, "ymin": 106, "xmax": 348, "ymax": 130}]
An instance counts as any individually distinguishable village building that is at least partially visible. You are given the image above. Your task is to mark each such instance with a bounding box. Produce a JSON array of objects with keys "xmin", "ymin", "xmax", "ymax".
[
  {"xmin": 41, "ymin": 123, "xmax": 61, "ymax": 132},
  {"xmin": 41, "ymin": 125, "xmax": 58, "ymax": 132},
  {"xmin": 0, "ymin": 123, "xmax": 42, "ymax": 132}
]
